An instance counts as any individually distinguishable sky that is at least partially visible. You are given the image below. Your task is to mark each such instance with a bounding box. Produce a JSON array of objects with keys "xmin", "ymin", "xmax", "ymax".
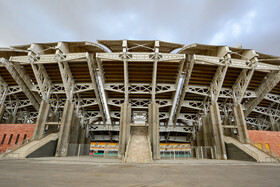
[{"xmin": 0, "ymin": 0, "xmax": 280, "ymax": 55}]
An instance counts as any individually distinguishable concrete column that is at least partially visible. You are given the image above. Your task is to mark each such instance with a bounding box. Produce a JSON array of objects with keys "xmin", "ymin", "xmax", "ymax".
[
  {"xmin": 209, "ymin": 102, "xmax": 227, "ymax": 160},
  {"xmin": 84, "ymin": 137, "xmax": 91, "ymax": 156},
  {"xmin": 233, "ymin": 104, "xmax": 250, "ymax": 143},
  {"xmin": 0, "ymin": 105, "xmax": 5, "ymax": 123},
  {"xmin": 196, "ymin": 129, "xmax": 203, "ymax": 146},
  {"xmin": 118, "ymin": 101, "xmax": 131, "ymax": 159},
  {"xmin": 223, "ymin": 115, "xmax": 232, "ymax": 137},
  {"xmin": 203, "ymin": 116, "xmax": 212, "ymax": 146},
  {"xmin": 148, "ymin": 102, "xmax": 160, "ymax": 160},
  {"xmin": 78, "ymin": 127, "xmax": 86, "ymax": 155},
  {"xmin": 55, "ymin": 100, "xmax": 75, "ymax": 157},
  {"xmin": 32, "ymin": 101, "xmax": 50, "ymax": 140},
  {"xmin": 68, "ymin": 116, "xmax": 80, "ymax": 156}
]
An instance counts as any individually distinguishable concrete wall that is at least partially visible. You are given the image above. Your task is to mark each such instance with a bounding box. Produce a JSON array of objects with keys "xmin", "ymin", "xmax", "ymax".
[
  {"xmin": 26, "ymin": 140, "xmax": 58, "ymax": 158},
  {"xmin": 0, "ymin": 124, "xmax": 35, "ymax": 153},
  {"xmin": 248, "ymin": 130, "xmax": 280, "ymax": 156}
]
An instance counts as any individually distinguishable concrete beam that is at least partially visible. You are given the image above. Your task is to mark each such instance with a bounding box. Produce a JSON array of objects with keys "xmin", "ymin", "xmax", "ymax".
[
  {"xmin": 56, "ymin": 100, "xmax": 75, "ymax": 157},
  {"xmin": 32, "ymin": 101, "xmax": 50, "ymax": 140},
  {"xmin": 1, "ymin": 58, "xmax": 40, "ymax": 111},
  {"xmin": 245, "ymin": 70, "xmax": 280, "ymax": 116},
  {"xmin": 86, "ymin": 53, "xmax": 107, "ymax": 124}
]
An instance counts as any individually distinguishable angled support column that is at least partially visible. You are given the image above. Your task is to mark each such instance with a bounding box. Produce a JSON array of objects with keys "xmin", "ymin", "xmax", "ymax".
[
  {"xmin": 210, "ymin": 46, "xmax": 231, "ymax": 103},
  {"xmin": 68, "ymin": 115, "xmax": 81, "ymax": 156},
  {"xmin": 233, "ymin": 104, "xmax": 250, "ymax": 143},
  {"xmin": 29, "ymin": 44, "xmax": 52, "ymax": 102},
  {"xmin": 151, "ymin": 41, "xmax": 159, "ymax": 102},
  {"xmin": 56, "ymin": 42, "xmax": 75, "ymax": 102},
  {"xmin": 171, "ymin": 55, "xmax": 195, "ymax": 126},
  {"xmin": 1, "ymin": 58, "xmax": 40, "ymax": 111},
  {"xmin": 148, "ymin": 102, "xmax": 160, "ymax": 160},
  {"xmin": 56, "ymin": 100, "xmax": 75, "ymax": 157},
  {"xmin": 209, "ymin": 102, "xmax": 227, "ymax": 160},
  {"xmin": 96, "ymin": 56, "xmax": 112, "ymax": 125},
  {"xmin": 118, "ymin": 101, "xmax": 131, "ymax": 159},
  {"xmin": 230, "ymin": 50, "xmax": 257, "ymax": 141},
  {"xmin": 122, "ymin": 40, "xmax": 129, "ymax": 101},
  {"xmin": 32, "ymin": 101, "xmax": 50, "ymax": 140},
  {"xmin": 86, "ymin": 53, "xmax": 107, "ymax": 124},
  {"xmin": 245, "ymin": 70, "xmax": 280, "ymax": 116},
  {"xmin": 0, "ymin": 105, "xmax": 5, "ymax": 123}
]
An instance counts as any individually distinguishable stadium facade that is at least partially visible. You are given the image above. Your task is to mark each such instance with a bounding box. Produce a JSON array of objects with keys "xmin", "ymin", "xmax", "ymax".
[{"xmin": 0, "ymin": 40, "xmax": 280, "ymax": 162}]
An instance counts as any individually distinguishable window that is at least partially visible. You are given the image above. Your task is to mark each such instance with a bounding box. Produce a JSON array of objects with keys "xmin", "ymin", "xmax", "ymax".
[
  {"xmin": 23, "ymin": 134, "xmax": 27, "ymax": 140},
  {"xmin": 8, "ymin": 134, "xmax": 13, "ymax": 145},
  {"xmin": 15, "ymin": 134, "xmax": 20, "ymax": 144},
  {"xmin": 1, "ymin": 134, "xmax": 6, "ymax": 144},
  {"xmin": 255, "ymin": 143, "xmax": 263, "ymax": 150},
  {"xmin": 265, "ymin": 143, "xmax": 270, "ymax": 152}
]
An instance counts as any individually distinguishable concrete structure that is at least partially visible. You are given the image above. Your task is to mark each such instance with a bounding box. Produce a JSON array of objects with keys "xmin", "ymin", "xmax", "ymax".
[{"xmin": 0, "ymin": 40, "xmax": 280, "ymax": 161}]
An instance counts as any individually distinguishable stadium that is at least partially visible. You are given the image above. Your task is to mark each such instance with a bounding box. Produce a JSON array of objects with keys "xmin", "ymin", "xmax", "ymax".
[{"xmin": 0, "ymin": 40, "xmax": 280, "ymax": 163}]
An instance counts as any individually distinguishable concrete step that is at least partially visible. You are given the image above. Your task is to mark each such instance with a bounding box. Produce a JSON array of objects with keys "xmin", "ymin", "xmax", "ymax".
[
  {"xmin": 125, "ymin": 126, "xmax": 152, "ymax": 163},
  {"xmin": 4, "ymin": 133, "xmax": 59, "ymax": 159},
  {"xmin": 224, "ymin": 136, "xmax": 277, "ymax": 163}
]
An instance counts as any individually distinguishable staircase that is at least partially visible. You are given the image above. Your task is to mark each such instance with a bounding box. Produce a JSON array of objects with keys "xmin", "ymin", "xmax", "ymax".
[
  {"xmin": 3, "ymin": 133, "xmax": 59, "ymax": 159},
  {"xmin": 224, "ymin": 136, "xmax": 278, "ymax": 163},
  {"xmin": 124, "ymin": 126, "xmax": 153, "ymax": 163}
]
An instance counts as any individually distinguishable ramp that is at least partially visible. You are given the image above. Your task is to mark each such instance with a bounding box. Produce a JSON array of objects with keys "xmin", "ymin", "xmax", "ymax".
[
  {"xmin": 3, "ymin": 133, "xmax": 59, "ymax": 159},
  {"xmin": 124, "ymin": 126, "xmax": 153, "ymax": 163},
  {"xmin": 224, "ymin": 136, "xmax": 278, "ymax": 163}
]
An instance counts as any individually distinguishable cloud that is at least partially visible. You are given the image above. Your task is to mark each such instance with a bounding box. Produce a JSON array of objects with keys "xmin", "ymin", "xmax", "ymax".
[
  {"xmin": 210, "ymin": 10, "xmax": 256, "ymax": 45},
  {"xmin": 0, "ymin": 0, "xmax": 279, "ymax": 55}
]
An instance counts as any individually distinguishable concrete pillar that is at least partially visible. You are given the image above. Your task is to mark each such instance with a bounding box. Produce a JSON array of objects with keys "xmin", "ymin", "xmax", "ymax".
[
  {"xmin": 0, "ymin": 105, "xmax": 4, "ymax": 123},
  {"xmin": 223, "ymin": 115, "xmax": 232, "ymax": 137},
  {"xmin": 84, "ymin": 137, "xmax": 91, "ymax": 156},
  {"xmin": 33, "ymin": 101, "xmax": 50, "ymax": 140},
  {"xmin": 203, "ymin": 116, "xmax": 212, "ymax": 146},
  {"xmin": 196, "ymin": 129, "xmax": 203, "ymax": 146},
  {"xmin": 148, "ymin": 102, "xmax": 160, "ymax": 160},
  {"xmin": 55, "ymin": 100, "xmax": 75, "ymax": 157},
  {"xmin": 78, "ymin": 127, "xmax": 86, "ymax": 155},
  {"xmin": 68, "ymin": 116, "xmax": 80, "ymax": 156},
  {"xmin": 118, "ymin": 101, "xmax": 131, "ymax": 159},
  {"xmin": 209, "ymin": 102, "xmax": 227, "ymax": 160},
  {"xmin": 233, "ymin": 104, "xmax": 250, "ymax": 143}
]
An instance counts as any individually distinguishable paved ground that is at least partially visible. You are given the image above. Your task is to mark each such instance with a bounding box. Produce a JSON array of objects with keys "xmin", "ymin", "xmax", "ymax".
[{"xmin": 0, "ymin": 157, "xmax": 279, "ymax": 187}]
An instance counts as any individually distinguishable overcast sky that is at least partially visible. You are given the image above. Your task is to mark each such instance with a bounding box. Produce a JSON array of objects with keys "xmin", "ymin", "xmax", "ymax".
[{"xmin": 0, "ymin": 0, "xmax": 280, "ymax": 55}]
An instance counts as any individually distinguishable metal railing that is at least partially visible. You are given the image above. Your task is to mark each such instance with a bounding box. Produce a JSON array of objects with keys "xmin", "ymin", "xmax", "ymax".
[
  {"xmin": 224, "ymin": 136, "xmax": 260, "ymax": 162},
  {"xmin": 160, "ymin": 145, "xmax": 215, "ymax": 160},
  {"xmin": 5, "ymin": 136, "xmax": 33, "ymax": 154},
  {"xmin": 249, "ymin": 140, "xmax": 279, "ymax": 162},
  {"xmin": 4, "ymin": 128, "xmax": 57, "ymax": 156}
]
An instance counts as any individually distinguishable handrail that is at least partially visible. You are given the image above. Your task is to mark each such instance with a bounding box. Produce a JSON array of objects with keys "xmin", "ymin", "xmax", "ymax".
[
  {"xmin": 249, "ymin": 140, "xmax": 279, "ymax": 162},
  {"xmin": 146, "ymin": 128, "xmax": 153, "ymax": 162},
  {"xmin": 4, "ymin": 127, "xmax": 57, "ymax": 156},
  {"xmin": 224, "ymin": 136, "xmax": 260, "ymax": 162},
  {"xmin": 123, "ymin": 126, "xmax": 133, "ymax": 162}
]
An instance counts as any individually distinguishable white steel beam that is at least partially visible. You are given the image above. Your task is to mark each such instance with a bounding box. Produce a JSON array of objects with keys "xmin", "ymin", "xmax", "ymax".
[{"xmin": 86, "ymin": 53, "xmax": 107, "ymax": 124}]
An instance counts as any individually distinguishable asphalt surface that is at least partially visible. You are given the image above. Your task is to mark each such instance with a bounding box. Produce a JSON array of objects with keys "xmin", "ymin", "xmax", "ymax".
[{"xmin": 0, "ymin": 157, "xmax": 279, "ymax": 187}]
